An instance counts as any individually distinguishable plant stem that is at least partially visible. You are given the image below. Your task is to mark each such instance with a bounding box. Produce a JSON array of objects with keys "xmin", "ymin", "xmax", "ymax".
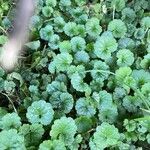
[
  {"xmin": 0, "ymin": 26, "xmax": 8, "ymax": 35},
  {"xmin": 1, "ymin": 92, "xmax": 18, "ymax": 114},
  {"xmin": 85, "ymin": 69, "xmax": 116, "ymax": 76},
  {"xmin": 113, "ymin": 5, "xmax": 115, "ymax": 20}
]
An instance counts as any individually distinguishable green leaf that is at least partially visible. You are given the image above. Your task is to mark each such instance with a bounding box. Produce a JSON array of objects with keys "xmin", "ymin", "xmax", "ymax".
[
  {"xmin": 7, "ymin": 72, "xmax": 23, "ymax": 86},
  {"xmin": 0, "ymin": 35, "xmax": 8, "ymax": 45},
  {"xmin": 25, "ymin": 40, "xmax": 40, "ymax": 50}
]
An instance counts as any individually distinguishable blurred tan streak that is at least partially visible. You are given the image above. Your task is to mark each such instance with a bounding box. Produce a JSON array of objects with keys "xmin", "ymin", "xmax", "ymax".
[{"xmin": 0, "ymin": 0, "xmax": 35, "ymax": 71}]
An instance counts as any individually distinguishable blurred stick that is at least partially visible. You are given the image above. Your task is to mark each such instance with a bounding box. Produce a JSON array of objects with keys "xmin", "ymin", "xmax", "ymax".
[{"xmin": 0, "ymin": 0, "xmax": 35, "ymax": 71}]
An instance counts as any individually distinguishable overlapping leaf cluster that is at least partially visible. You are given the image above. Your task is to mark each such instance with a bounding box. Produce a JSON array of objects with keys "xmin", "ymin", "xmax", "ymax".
[{"xmin": 0, "ymin": 0, "xmax": 150, "ymax": 149}]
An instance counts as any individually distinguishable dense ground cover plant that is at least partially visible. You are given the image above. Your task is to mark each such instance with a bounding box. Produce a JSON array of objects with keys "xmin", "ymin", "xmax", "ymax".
[{"xmin": 0, "ymin": 0, "xmax": 150, "ymax": 149}]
